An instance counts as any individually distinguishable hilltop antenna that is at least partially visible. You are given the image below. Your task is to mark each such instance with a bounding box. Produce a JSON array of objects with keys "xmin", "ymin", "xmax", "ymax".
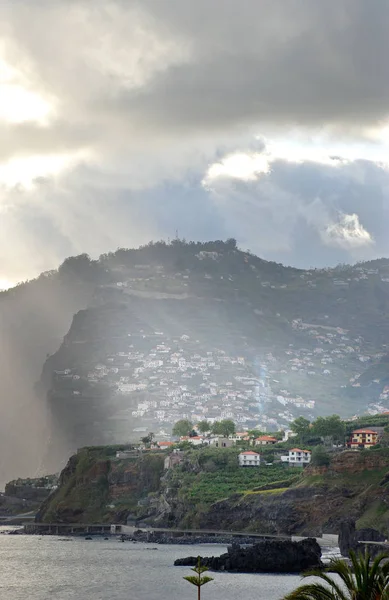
[{"xmin": 175, "ymin": 229, "xmax": 179, "ymax": 240}]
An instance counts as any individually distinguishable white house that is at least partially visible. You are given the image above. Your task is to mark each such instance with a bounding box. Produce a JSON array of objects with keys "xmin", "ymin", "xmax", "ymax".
[
  {"xmin": 282, "ymin": 430, "xmax": 298, "ymax": 442},
  {"xmin": 281, "ymin": 448, "xmax": 311, "ymax": 467},
  {"xmin": 229, "ymin": 432, "xmax": 250, "ymax": 442},
  {"xmin": 238, "ymin": 451, "xmax": 261, "ymax": 467},
  {"xmin": 179, "ymin": 436, "xmax": 205, "ymax": 446}
]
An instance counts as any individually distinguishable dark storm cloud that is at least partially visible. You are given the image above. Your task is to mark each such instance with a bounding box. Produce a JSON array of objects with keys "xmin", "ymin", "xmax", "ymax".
[
  {"xmin": 0, "ymin": 0, "xmax": 389, "ymax": 281},
  {"xmin": 107, "ymin": 0, "xmax": 389, "ymax": 135},
  {"xmin": 1, "ymin": 0, "xmax": 389, "ymax": 159}
]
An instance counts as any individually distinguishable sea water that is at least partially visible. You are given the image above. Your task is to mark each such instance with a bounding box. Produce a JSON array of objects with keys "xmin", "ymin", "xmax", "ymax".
[{"xmin": 0, "ymin": 528, "xmax": 325, "ymax": 600}]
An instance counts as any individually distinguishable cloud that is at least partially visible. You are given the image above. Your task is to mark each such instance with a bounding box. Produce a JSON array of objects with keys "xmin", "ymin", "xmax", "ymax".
[
  {"xmin": 0, "ymin": 0, "xmax": 389, "ymax": 282},
  {"xmin": 0, "ymin": 149, "xmax": 388, "ymax": 283},
  {"xmin": 201, "ymin": 150, "xmax": 388, "ymax": 266},
  {"xmin": 324, "ymin": 213, "xmax": 374, "ymax": 249},
  {"xmin": 203, "ymin": 152, "xmax": 270, "ymax": 184},
  {"xmin": 1, "ymin": 0, "xmax": 389, "ymax": 160}
]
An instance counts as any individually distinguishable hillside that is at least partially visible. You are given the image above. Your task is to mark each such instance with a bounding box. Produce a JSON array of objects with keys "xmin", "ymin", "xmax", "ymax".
[
  {"xmin": 39, "ymin": 241, "xmax": 389, "ymax": 470},
  {"xmin": 1, "ymin": 239, "xmax": 389, "ymax": 480},
  {"xmin": 36, "ymin": 445, "xmax": 389, "ymax": 537}
]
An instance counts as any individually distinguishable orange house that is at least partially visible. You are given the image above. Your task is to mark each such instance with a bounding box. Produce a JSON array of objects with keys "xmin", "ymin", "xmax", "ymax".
[{"xmin": 348, "ymin": 428, "xmax": 378, "ymax": 449}]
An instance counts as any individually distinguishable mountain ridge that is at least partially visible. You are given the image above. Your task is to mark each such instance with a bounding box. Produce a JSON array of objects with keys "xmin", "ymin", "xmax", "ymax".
[{"xmin": 1, "ymin": 239, "xmax": 389, "ymax": 482}]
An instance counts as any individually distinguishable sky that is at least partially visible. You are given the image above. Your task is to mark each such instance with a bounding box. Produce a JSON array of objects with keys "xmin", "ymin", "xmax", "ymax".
[{"xmin": 1, "ymin": 0, "xmax": 389, "ymax": 288}]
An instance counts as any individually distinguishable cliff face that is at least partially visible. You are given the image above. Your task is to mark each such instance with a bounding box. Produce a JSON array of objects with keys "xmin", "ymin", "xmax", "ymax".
[
  {"xmin": 196, "ymin": 451, "xmax": 389, "ymax": 535},
  {"xmin": 35, "ymin": 447, "xmax": 389, "ymax": 537},
  {"xmin": 36, "ymin": 447, "xmax": 165, "ymax": 524}
]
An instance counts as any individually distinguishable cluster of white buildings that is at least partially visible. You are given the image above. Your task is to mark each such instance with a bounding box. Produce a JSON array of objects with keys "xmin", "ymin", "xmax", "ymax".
[
  {"xmin": 50, "ymin": 255, "xmax": 389, "ymax": 442},
  {"xmin": 239, "ymin": 448, "xmax": 311, "ymax": 468}
]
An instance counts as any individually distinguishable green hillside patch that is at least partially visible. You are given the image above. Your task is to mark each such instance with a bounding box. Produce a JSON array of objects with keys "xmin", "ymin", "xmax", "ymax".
[
  {"xmin": 243, "ymin": 487, "xmax": 289, "ymax": 496},
  {"xmin": 357, "ymin": 500, "xmax": 389, "ymax": 532},
  {"xmin": 171, "ymin": 464, "xmax": 297, "ymax": 505}
]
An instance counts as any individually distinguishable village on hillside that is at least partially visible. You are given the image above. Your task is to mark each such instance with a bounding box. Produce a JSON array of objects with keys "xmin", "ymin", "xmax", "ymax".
[
  {"xmin": 51, "ymin": 319, "xmax": 388, "ymax": 440},
  {"xmin": 115, "ymin": 412, "xmax": 388, "ymax": 474},
  {"xmin": 46, "ymin": 247, "xmax": 389, "ymax": 448}
]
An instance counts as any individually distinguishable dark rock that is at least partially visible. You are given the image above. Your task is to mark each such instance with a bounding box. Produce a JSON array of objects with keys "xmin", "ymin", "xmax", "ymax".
[
  {"xmin": 339, "ymin": 520, "xmax": 358, "ymax": 557},
  {"xmin": 174, "ymin": 556, "xmax": 199, "ymax": 566},
  {"xmin": 339, "ymin": 520, "xmax": 386, "ymax": 557},
  {"xmin": 174, "ymin": 538, "xmax": 322, "ymax": 573},
  {"xmin": 357, "ymin": 528, "xmax": 385, "ymax": 542}
]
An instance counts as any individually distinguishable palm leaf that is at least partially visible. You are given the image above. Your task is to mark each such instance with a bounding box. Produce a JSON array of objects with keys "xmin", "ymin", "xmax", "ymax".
[{"xmin": 284, "ymin": 549, "xmax": 389, "ymax": 600}]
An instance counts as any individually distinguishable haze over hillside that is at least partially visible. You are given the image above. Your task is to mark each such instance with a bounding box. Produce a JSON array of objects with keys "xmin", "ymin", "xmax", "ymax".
[{"xmin": 1, "ymin": 239, "xmax": 388, "ymax": 484}]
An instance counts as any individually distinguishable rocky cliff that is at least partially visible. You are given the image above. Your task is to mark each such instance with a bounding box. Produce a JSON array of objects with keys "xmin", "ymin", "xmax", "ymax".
[
  {"xmin": 195, "ymin": 450, "xmax": 389, "ymax": 536},
  {"xmin": 36, "ymin": 446, "xmax": 165, "ymax": 524},
  {"xmin": 36, "ymin": 446, "xmax": 389, "ymax": 538}
]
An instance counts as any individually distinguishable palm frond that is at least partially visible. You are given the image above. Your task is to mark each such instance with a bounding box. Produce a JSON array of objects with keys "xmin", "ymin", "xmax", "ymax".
[
  {"xmin": 284, "ymin": 582, "xmax": 338, "ymax": 600},
  {"xmin": 284, "ymin": 548, "xmax": 389, "ymax": 600}
]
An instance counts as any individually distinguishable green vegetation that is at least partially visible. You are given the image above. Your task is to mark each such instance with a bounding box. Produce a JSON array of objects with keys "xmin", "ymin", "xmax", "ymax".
[
  {"xmin": 211, "ymin": 420, "xmax": 236, "ymax": 437},
  {"xmin": 197, "ymin": 421, "xmax": 211, "ymax": 434},
  {"xmin": 183, "ymin": 557, "xmax": 213, "ymax": 600},
  {"xmin": 284, "ymin": 550, "xmax": 389, "ymax": 600},
  {"xmin": 310, "ymin": 445, "xmax": 330, "ymax": 467},
  {"xmin": 172, "ymin": 419, "xmax": 194, "ymax": 437},
  {"xmin": 243, "ymin": 487, "xmax": 289, "ymax": 496},
  {"xmin": 164, "ymin": 447, "xmax": 298, "ymax": 506},
  {"xmin": 291, "ymin": 417, "xmax": 311, "ymax": 442},
  {"xmin": 356, "ymin": 501, "xmax": 389, "ymax": 531},
  {"xmin": 312, "ymin": 415, "xmax": 345, "ymax": 445},
  {"xmin": 38, "ymin": 448, "xmax": 165, "ymax": 524}
]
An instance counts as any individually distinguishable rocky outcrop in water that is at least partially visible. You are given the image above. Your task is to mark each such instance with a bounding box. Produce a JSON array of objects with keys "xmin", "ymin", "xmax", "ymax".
[
  {"xmin": 174, "ymin": 538, "xmax": 322, "ymax": 573},
  {"xmin": 339, "ymin": 519, "xmax": 386, "ymax": 557}
]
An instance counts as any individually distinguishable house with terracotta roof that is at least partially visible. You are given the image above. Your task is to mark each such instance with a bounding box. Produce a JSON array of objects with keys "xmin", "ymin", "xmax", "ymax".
[
  {"xmin": 254, "ymin": 435, "xmax": 278, "ymax": 446},
  {"xmin": 157, "ymin": 441, "xmax": 175, "ymax": 449},
  {"xmin": 281, "ymin": 448, "xmax": 311, "ymax": 467},
  {"xmin": 347, "ymin": 429, "xmax": 379, "ymax": 449},
  {"xmin": 238, "ymin": 451, "xmax": 261, "ymax": 467}
]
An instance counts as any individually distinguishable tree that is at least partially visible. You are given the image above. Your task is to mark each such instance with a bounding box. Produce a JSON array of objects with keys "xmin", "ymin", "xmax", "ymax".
[
  {"xmin": 310, "ymin": 445, "xmax": 330, "ymax": 467},
  {"xmin": 284, "ymin": 550, "xmax": 389, "ymax": 600},
  {"xmin": 312, "ymin": 415, "xmax": 345, "ymax": 446},
  {"xmin": 211, "ymin": 420, "xmax": 236, "ymax": 437},
  {"xmin": 291, "ymin": 417, "xmax": 311, "ymax": 442},
  {"xmin": 197, "ymin": 420, "xmax": 211, "ymax": 434},
  {"xmin": 172, "ymin": 419, "xmax": 193, "ymax": 437},
  {"xmin": 141, "ymin": 432, "xmax": 154, "ymax": 447},
  {"xmin": 183, "ymin": 556, "xmax": 214, "ymax": 600}
]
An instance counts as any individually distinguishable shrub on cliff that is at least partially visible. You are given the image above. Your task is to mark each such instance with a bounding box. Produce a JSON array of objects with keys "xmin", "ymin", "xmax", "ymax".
[{"xmin": 311, "ymin": 445, "xmax": 330, "ymax": 467}]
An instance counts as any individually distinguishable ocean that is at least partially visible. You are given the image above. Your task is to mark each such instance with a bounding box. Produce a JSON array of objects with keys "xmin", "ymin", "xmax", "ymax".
[{"xmin": 0, "ymin": 528, "xmax": 307, "ymax": 600}]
